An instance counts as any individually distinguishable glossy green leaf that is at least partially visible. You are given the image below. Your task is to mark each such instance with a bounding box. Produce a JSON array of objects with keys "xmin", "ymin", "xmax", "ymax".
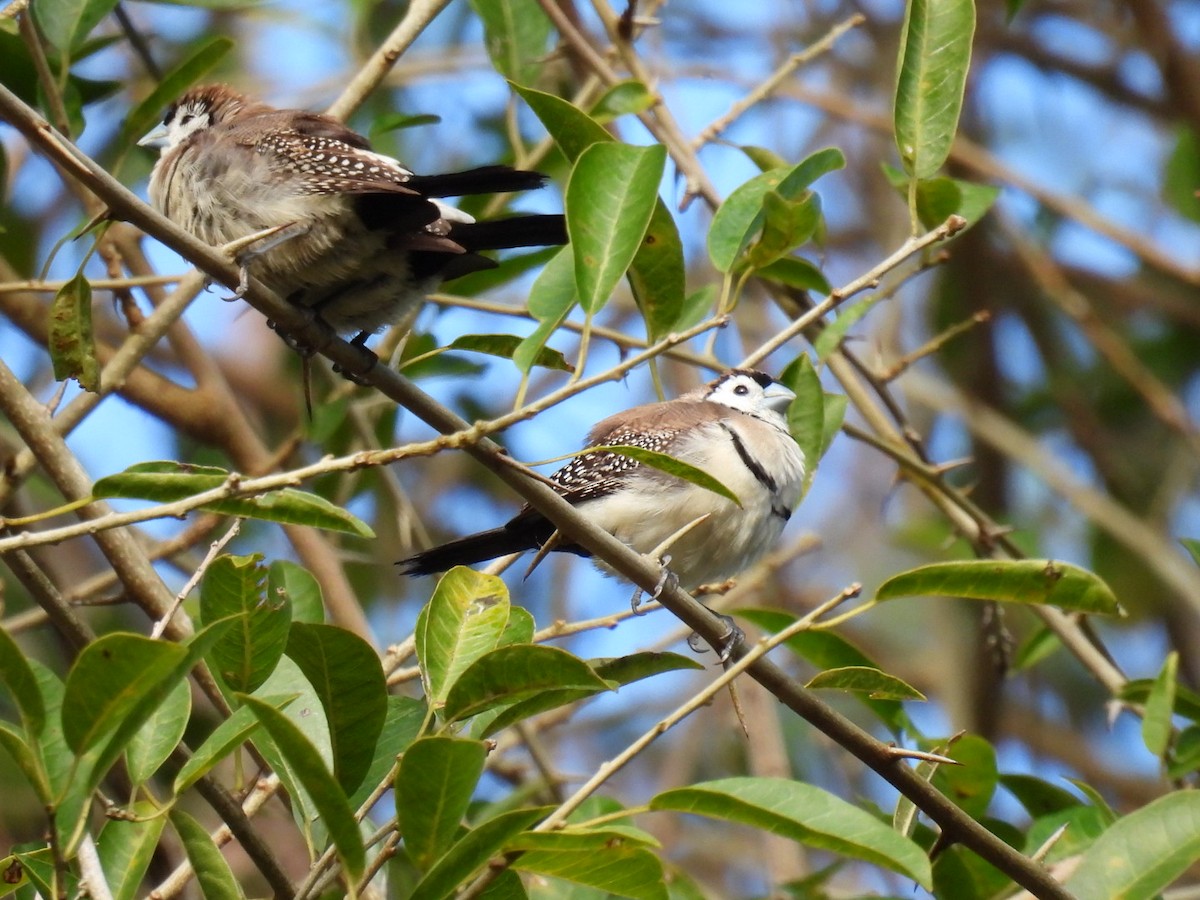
[
  {"xmin": 1, "ymin": 848, "xmax": 56, "ymax": 898},
  {"xmin": 652, "ymin": 777, "xmax": 931, "ymax": 887},
  {"xmin": 583, "ymin": 444, "xmax": 741, "ymax": 506},
  {"xmin": 62, "ymin": 620, "xmax": 234, "ymax": 855},
  {"xmin": 443, "ymin": 645, "xmax": 612, "ymax": 723},
  {"xmin": 449, "ymin": 333, "xmax": 573, "ymax": 372},
  {"xmin": 755, "ymin": 257, "xmax": 832, "ymax": 294},
  {"xmin": 396, "ymin": 736, "xmax": 488, "ymax": 870},
  {"xmin": 33, "ymin": 0, "xmax": 118, "ymax": 50},
  {"xmin": 0, "ymin": 625, "xmax": 44, "ymax": 737},
  {"xmin": 812, "ymin": 296, "xmax": 881, "ymax": 362},
  {"xmin": 894, "ymin": 0, "xmax": 975, "ymax": 179},
  {"xmin": 409, "ymin": 807, "xmax": 548, "ymax": 900},
  {"xmin": 480, "ymin": 652, "xmax": 701, "ymax": 738},
  {"xmin": 707, "ymin": 149, "xmax": 844, "ymax": 272},
  {"xmin": 882, "ymin": 164, "xmax": 999, "ymax": 229},
  {"xmin": 285, "ymin": 622, "xmax": 387, "ymax": 795},
  {"xmin": 779, "ymin": 354, "xmax": 822, "ymax": 498},
  {"xmin": 514, "ymin": 246, "xmax": 576, "ymax": 375},
  {"xmin": 590, "ymin": 80, "xmax": 656, "ymax": 122},
  {"xmin": 1025, "ymin": 805, "xmax": 1107, "ymax": 864},
  {"xmin": 513, "ymin": 84, "xmax": 610, "ymax": 163},
  {"xmin": 513, "ymin": 845, "xmax": 666, "ymax": 900},
  {"xmin": 1168, "ymin": 725, "xmax": 1200, "ymax": 779},
  {"xmin": 627, "ymin": 200, "xmax": 685, "ymax": 342},
  {"xmin": 416, "ymin": 567, "xmax": 510, "ymax": 706},
  {"xmin": 174, "ymin": 694, "xmax": 294, "ymax": 793},
  {"xmin": 999, "ymin": 774, "xmax": 1081, "ymax": 817},
  {"xmin": 170, "ymin": 808, "xmax": 247, "ymax": 900},
  {"xmin": 121, "ymin": 38, "xmax": 233, "ymax": 151},
  {"xmin": 1119, "ymin": 678, "xmax": 1200, "ymax": 722},
  {"xmin": 926, "ymin": 734, "xmax": 997, "ymax": 819},
  {"xmin": 820, "ymin": 392, "xmax": 847, "ymax": 459},
  {"xmin": 471, "ymin": 0, "xmax": 550, "ymax": 85},
  {"xmin": 268, "ymin": 559, "xmax": 324, "ymax": 625},
  {"xmin": 0, "ymin": 721, "xmax": 49, "ymax": 803},
  {"xmin": 739, "ymin": 144, "xmax": 790, "ymax": 172},
  {"xmin": 875, "ymin": 559, "xmax": 1122, "ymax": 615},
  {"xmin": 238, "ymin": 693, "xmax": 365, "ymax": 880},
  {"xmin": 200, "ymin": 554, "xmax": 289, "ymax": 693},
  {"xmin": 349, "ymin": 696, "xmax": 426, "ymax": 809},
  {"xmin": 48, "ymin": 272, "xmax": 99, "ymax": 391},
  {"xmin": 96, "ymin": 801, "xmax": 165, "ymax": 900},
  {"xmin": 1066, "ymin": 791, "xmax": 1200, "ymax": 900},
  {"xmin": 1143, "ymin": 651, "xmax": 1179, "ymax": 759},
  {"xmin": 745, "ymin": 191, "xmax": 821, "ymax": 271},
  {"xmin": 62, "ymin": 633, "xmax": 189, "ymax": 754},
  {"xmin": 672, "ymin": 284, "xmax": 718, "ymax": 332},
  {"xmin": 805, "ymin": 666, "xmax": 926, "ymax": 701},
  {"xmin": 93, "ymin": 461, "xmax": 375, "ymax": 537},
  {"xmin": 499, "ymin": 606, "xmax": 536, "ymax": 647},
  {"xmin": 509, "ymin": 826, "xmax": 660, "ymax": 852},
  {"xmin": 566, "ymin": 142, "xmax": 667, "ymax": 314},
  {"xmin": 125, "ymin": 678, "xmax": 191, "ymax": 785}
]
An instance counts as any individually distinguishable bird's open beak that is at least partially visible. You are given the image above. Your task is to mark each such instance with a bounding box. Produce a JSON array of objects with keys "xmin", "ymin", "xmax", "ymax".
[
  {"xmin": 762, "ymin": 383, "xmax": 796, "ymax": 414},
  {"xmin": 137, "ymin": 125, "xmax": 169, "ymax": 149}
]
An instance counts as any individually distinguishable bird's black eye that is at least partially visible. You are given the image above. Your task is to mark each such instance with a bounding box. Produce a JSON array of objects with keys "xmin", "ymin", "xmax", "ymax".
[
  {"xmin": 180, "ymin": 114, "xmax": 195, "ymax": 126},
  {"xmin": 734, "ymin": 384, "xmax": 750, "ymax": 396}
]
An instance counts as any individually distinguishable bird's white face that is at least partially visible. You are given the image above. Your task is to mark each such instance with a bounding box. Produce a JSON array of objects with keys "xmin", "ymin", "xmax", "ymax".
[
  {"xmin": 138, "ymin": 97, "xmax": 214, "ymax": 152},
  {"xmin": 705, "ymin": 371, "xmax": 795, "ymax": 421}
]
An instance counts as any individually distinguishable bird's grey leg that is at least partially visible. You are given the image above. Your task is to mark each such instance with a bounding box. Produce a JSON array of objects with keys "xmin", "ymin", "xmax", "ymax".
[
  {"xmin": 221, "ymin": 222, "xmax": 312, "ymax": 300},
  {"xmin": 687, "ymin": 613, "xmax": 744, "ymax": 664}
]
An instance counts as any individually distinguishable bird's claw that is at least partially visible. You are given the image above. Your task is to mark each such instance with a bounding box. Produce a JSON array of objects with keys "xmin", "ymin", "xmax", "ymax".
[
  {"xmin": 652, "ymin": 555, "xmax": 676, "ymax": 599},
  {"xmin": 687, "ymin": 612, "xmax": 743, "ymax": 664}
]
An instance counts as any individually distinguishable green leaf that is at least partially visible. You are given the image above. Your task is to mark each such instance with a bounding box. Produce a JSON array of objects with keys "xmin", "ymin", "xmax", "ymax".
[
  {"xmin": 479, "ymin": 652, "xmax": 702, "ymax": 739},
  {"xmin": 566, "ymin": 142, "xmax": 667, "ymax": 314},
  {"xmin": 125, "ymin": 678, "xmax": 190, "ymax": 785},
  {"xmin": 1143, "ymin": 651, "xmax": 1179, "ymax": 759},
  {"xmin": 471, "ymin": 0, "xmax": 550, "ymax": 85},
  {"xmin": 1168, "ymin": 725, "xmax": 1200, "ymax": 780},
  {"xmin": 170, "ymin": 809, "xmax": 247, "ymax": 900},
  {"xmin": 285, "ymin": 622, "xmax": 387, "ymax": 795},
  {"xmin": 409, "ymin": 807, "xmax": 548, "ymax": 900},
  {"xmin": 894, "ymin": 0, "xmax": 975, "ymax": 179},
  {"xmin": 627, "ymin": 200, "xmax": 685, "ymax": 342},
  {"xmin": 1119, "ymin": 678, "xmax": 1200, "ymax": 723},
  {"xmin": 875, "ymin": 559, "xmax": 1122, "ymax": 615},
  {"xmin": 513, "ymin": 84, "xmax": 611, "ymax": 163},
  {"xmin": 443, "ymin": 645, "xmax": 612, "ymax": 723},
  {"xmin": 925, "ymin": 734, "xmax": 996, "ymax": 819},
  {"xmin": 999, "ymin": 774, "xmax": 1081, "ymax": 817},
  {"xmin": 416, "ymin": 567, "xmax": 511, "ymax": 707},
  {"xmin": 0, "ymin": 625, "xmax": 45, "ymax": 737},
  {"xmin": 737, "ymin": 607, "xmax": 911, "ymax": 733},
  {"xmin": 348, "ymin": 696, "xmax": 426, "ymax": 809},
  {"xmin": 121, "ymin": 38, "xmax": 233, "ymax": 151},
  {"xmin": 396, "ymin": 736, "xmax": 488, "ymax": 870},
  {"xmin": 707, "ymin": 149, "xmax": 844, "ymax": 272},
  {"xmin": 269, "ymin": 559, "xmax": 324, "ymax": 625},
  {"xmin": 499, "ymin": 606, "xmax": 536, "ymax": 647},
  {"xmin": 820, "ymin": 392, "xmax": 847, "ymax": 460},
  {"xmin": 1182, "ymin": 537, "xmax": 1200, "ymax": 570},
  {"xmin": 812, "ymin": 295, "xmax": 881, "ymax": 362},
  {"xmin": 238, "ymin": 693, "xmax": 365, "ymax": 880},
  {"xmin": 1164, "ymin": 127, "xmax": 1200, "ymax": 223},
  {"xmin": 62, "ymin": 633, "xmax": 189, "ymax": 754},
  {"xmin": 1066, "ymin": 791, "xmax": 1200, "ymax": 900},
  {"xmin": 779, "ymin": 354, "xmax": 822, "ymax": 498},
  {"xmin": 755, "ymin": 257, "xmax": 832, "ymax": 294},
  {"xmin": 96, "ymin": 801, "xmax": 166, "ymax": 900},
  {"xmin": 93, "ymin": 461, "xmax": 375, "ymax": 537},
  {"xmin": 805, "ymin": 666, "xmax": 926, "ymax": 701},
  {"xmin": 590, "ymin": 80, "xmax": 656, "ymax": 122},
  {"xmin": 745, "ymin": 191, "xmax": 821, "ymax": 271},
  {"xmin": 32, "ymin": 0, "xmax": 119, "ymax": 50},
  {"xmin": 881, "ymin": 164, "xmax": 999, "ymax": 229},
  {"xmin": 200, "ymin": 554, "xmax": 290, "ymax": 693},
  {"xmin": 173, "ymin": 695, "xmax": 294, "ymax": 793},
  {"xmin": 449, "ymin": 333, "xmax": 573, "ymax": 372},
  {"xmin": 513, "ymin": 846, "xmax": 667, "ymax": 900},
  {"xmin": 583, "ymin": 444, "xmax": 742, "ymax": 506},
  {"xmin": 0, "ymin": 721, "xmax": 50, "ymax": 803},
  {"xmin": 514, "ymin": 246, "xmax": 576, "ymax": 375},
  {"xmin": 651, "ymin": 777, "xmax": 931, "ymax": 887},
  {"xmin": 48, "ymin": 272, "xmax": 99, "ymax": 391}
]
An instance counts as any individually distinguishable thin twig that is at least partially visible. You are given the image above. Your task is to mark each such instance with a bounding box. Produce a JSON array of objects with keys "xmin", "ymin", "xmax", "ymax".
[{"xmin": 150, "ymin": 520, "xmax": 241, "ymax": 639}]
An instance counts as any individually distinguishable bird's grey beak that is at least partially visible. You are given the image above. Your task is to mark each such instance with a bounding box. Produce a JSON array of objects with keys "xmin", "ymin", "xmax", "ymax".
[
  {"xmin": 137, "ymin": 124, "xmax": 169, "ymax": 150},
  {"xmin": 762, "ymin": 384, "xmax": 796, "ymax": 414}
]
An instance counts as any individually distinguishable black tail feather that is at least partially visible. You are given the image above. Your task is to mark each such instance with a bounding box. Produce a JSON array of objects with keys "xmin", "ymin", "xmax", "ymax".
[
  {"xmin": 450, "ymin": 214, "xmax": 568, "ymax": 252},
  {"xmin": 406, "ymin": 165, "xmax": 549, "ymax": 198},
  {"xmin": 396, "ymin": 527, "xmax": 538, "ymax": 577}
]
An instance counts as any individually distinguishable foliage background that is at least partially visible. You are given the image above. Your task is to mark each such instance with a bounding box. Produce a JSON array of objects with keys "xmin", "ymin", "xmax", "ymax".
[{"xmin": 1, "ymin": 0, "xmax": 1199, "ymax": 896}]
